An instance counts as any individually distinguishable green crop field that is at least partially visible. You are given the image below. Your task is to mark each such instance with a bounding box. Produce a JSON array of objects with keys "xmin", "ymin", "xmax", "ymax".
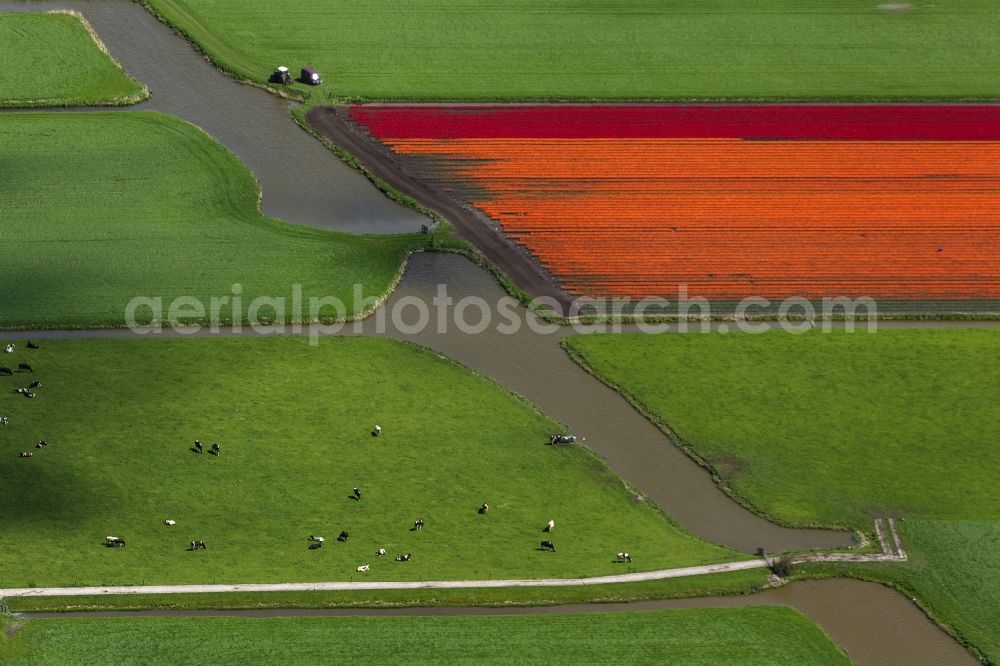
[
  {"xmin": 144, "ymin": 0, "xmax": 1000, "ymax": 100},
  {"xmin": 564, "ymin": 328, "xmax": 1000, "ymax": 660},
  {"xmin": 0, "ymin": 112, "xmax": 432, "ymax": 329},
  {"xmin": 0, "ymin": 606, "xmax": 850, "ymax": 665},
  {"xmin": 0, "ymin": 12, "xmax": 146, "ymax": 107},
  {"xmin": 0, "ymin": 336, "xmax": 742, "ymax": 587}
]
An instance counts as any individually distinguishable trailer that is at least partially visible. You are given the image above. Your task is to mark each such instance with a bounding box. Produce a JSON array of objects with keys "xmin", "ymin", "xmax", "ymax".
[{"xmin": 301, "ymin": 67, "xmax": 322, "ymax": 85}]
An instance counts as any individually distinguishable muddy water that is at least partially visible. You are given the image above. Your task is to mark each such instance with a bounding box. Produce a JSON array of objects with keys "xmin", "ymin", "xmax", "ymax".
[
  {"xmin": 16, "ymin": 580, "xmax": 977, "ymax": 666},
  {"xmin": 21, "ymin": 252, "xmax": 1000, "ymax": 552},
  {"xmin": 0, "ymin": 0, "xmax": 427, "ymax": 234},
  {"xmin": 360, "ymin": 253, "xmax": 851, "ymax": 552}
]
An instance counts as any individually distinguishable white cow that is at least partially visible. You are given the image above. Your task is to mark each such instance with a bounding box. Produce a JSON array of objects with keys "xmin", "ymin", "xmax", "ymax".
[
  {"xmin": 544, "ymin": 520, "xmax": 555, "ymax": 532},
  {"xmin": 616, "ymin": 552, "xmax": 632, "ymax": 563},
  {"xmin": 164, "ymin": 519, "xmax": 176, "ymax": 526},
  {"xmin": 356, "ymin": 564, "xmax": 370, "ymax": 573},
  {"xmin": 376, "ymin": 548, "xmax": 386, "ymax": 557},
  {"xmin": 3, "ymin": 344, "xmax": 14, "ymax": 353},
  {"xmin": 309, "ymin": 535, "xmax": 325, "ymax": 543}
]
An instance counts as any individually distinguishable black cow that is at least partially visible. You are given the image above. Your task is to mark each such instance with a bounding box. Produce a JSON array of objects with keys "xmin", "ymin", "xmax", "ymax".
[
  {"xmin": 353, "ymin": 487, "xmax": 362, "ymax": 500},
  {"xmin": 18, "ymin": 451, "xmax": 32, "ymax": 458},
  {"xmin": 190, "ymin": 540, "xmax": 207, "ymax": 551},
  {"xmin": 0, "ymin": 368, "xmax": 12, "ymax": 376},
  {"xmin": 26, "ymin": 342, "xmax": 39, "ymax": 350},
  {"xmin": 395, "ymin": 553, "xmax": 412, "ymax": 562},
  {"xmin": 17, "ymin": 363, "xmax": 32, "ymax": 373},
  {"xmin": 211, "ymin": 442, "xmax": 220, "ymax": 456},
  {"xmin": 35, "ymin": 440, "xmax": 47, "ymax": 449},
  {"xmin": 0, "ymin": 417, "xmax": 8, "ymax": 425},
  {"xmin": 28, "ymin": 381, "xmax": 41, "ymax": 389},
  {"xmin": 540, "ymin": 540, "xmax": 556, "ymax": 552},
  {"xmin": 194, "ymin": 440, "xmax": 204, "ymax": 454},
  {"xmin": 478, "ymin": 502, "xmax": 489, "ymax": 514},
  {"xmin": 413, "ymin": 519, "xmax": 424, "ymax": 530},
  {"xmin": 338, "ymin": 531, "xmax": 350, "ymax": 542}
]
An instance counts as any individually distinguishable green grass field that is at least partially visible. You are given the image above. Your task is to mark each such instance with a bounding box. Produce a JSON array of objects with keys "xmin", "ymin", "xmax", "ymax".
[
  {"xmin": 0, "ymin": 606, "xmax": 850, "ymax": 665},
  {"xmin": 0, "ymin": 12, "xmax": 146, "ymax": 107},
  {"xmin": 144, "ymin": 0, "xmax": 1000, "ymax": 100},
  {"xmin": 565, "ymin": 329, "xmax": 1000, "ymax": 660},
  {"xmin": 565, "ymin": 329, "xmax": 1000, "ymax": 527},
  {"xmin": 0, "ymin": 336, "xmax": 743, "ymax": 587},
  {"xmin": 0, "ymin": 112, "xmax": 432, "ymax": 329}
]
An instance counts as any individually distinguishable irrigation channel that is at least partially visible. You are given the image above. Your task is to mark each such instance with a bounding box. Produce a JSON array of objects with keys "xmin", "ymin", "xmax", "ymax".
[{"xmin": 0, "ymin": 1, "xmax": 993, "ymax": 663}]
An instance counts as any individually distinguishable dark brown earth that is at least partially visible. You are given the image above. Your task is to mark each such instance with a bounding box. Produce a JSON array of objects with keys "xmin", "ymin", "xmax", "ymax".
[{"xmin": 305, "ymin": 106, "xmax": 572, "ymax": 309}]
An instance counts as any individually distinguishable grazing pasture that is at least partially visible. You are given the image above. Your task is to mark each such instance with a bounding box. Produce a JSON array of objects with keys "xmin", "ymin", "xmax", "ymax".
[
  {"xmin": 351, "ymin": 104, "xmax": 1000, "ymax": 309},
  {"xmin": 564, "ymin": 329, "xmax": 1000, "ymax": 660},
  {"xmin": 143, "ymin": 0, "xmax": 1000, "ymax": 100},
  {"xmin": 0, "ymin": 12, "xmax": 146, "ymax": 107},
  {"xmin": 0, "ymin": 607, "xmax": 850, "ymax": 665},
  {"xmin": 0, "ymin": 112, "xmax": 430, "ymax": 329},
  {"xmin": 0, "ymin": 336, "xmax": 741, "ymax": 587}
]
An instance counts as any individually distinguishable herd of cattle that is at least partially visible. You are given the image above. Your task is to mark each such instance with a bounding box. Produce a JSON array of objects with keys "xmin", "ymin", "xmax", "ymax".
[
  {"xmin": 2, "ymin": 343, "xmax": 44, "ymax": 456},
  {"xmin": 5, "ymin": 342, "xmax": 636, "ymax": 577}
]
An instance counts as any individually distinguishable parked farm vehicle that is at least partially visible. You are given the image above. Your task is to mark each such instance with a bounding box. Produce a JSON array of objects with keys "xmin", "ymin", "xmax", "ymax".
[
  {"xmin": 270, "ymin": 66, "xmax": 292, "ymax": 84},
  {"xmin": 301, "ymin": 67, "xmax": 322, "ymax": 85}
]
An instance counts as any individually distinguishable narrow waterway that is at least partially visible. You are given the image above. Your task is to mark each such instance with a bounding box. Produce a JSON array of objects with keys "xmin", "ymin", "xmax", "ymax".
[
  {"xmin": 15, "ymin": 580, "xmax": 977, "ymax": 666},
  {"xmin": 0, "ymin": 0, "xmax": 427, "ymax": 234}
]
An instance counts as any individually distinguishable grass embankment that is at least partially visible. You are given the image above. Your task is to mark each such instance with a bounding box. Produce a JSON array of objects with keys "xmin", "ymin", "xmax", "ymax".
[
  {"xmin": 565, "ymin": 329, "xmax": 1000, "ymax": 662},
  {"xmin": 0, "ymin": 112, "xmax": 444, "ymax": 329},
  {"xmin": 143, "ymin": 0, "xmax": 1000, "ymax": 101},
  {"xmin": 0, "ymin": 12, "xmax": 146, "ymax": 107},
  {"xmin": 0, "ymin": 336, "xmax": 743, "ymax": 588},
  {"xmin": 0, "ymin": 606, "xmax": 850, "ymax": 665}
]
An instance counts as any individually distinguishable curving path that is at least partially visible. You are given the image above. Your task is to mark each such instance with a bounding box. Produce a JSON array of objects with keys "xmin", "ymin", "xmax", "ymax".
[{"xmin": 0, "ymin": 519, "xmax": 905, "ymax": 598}]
